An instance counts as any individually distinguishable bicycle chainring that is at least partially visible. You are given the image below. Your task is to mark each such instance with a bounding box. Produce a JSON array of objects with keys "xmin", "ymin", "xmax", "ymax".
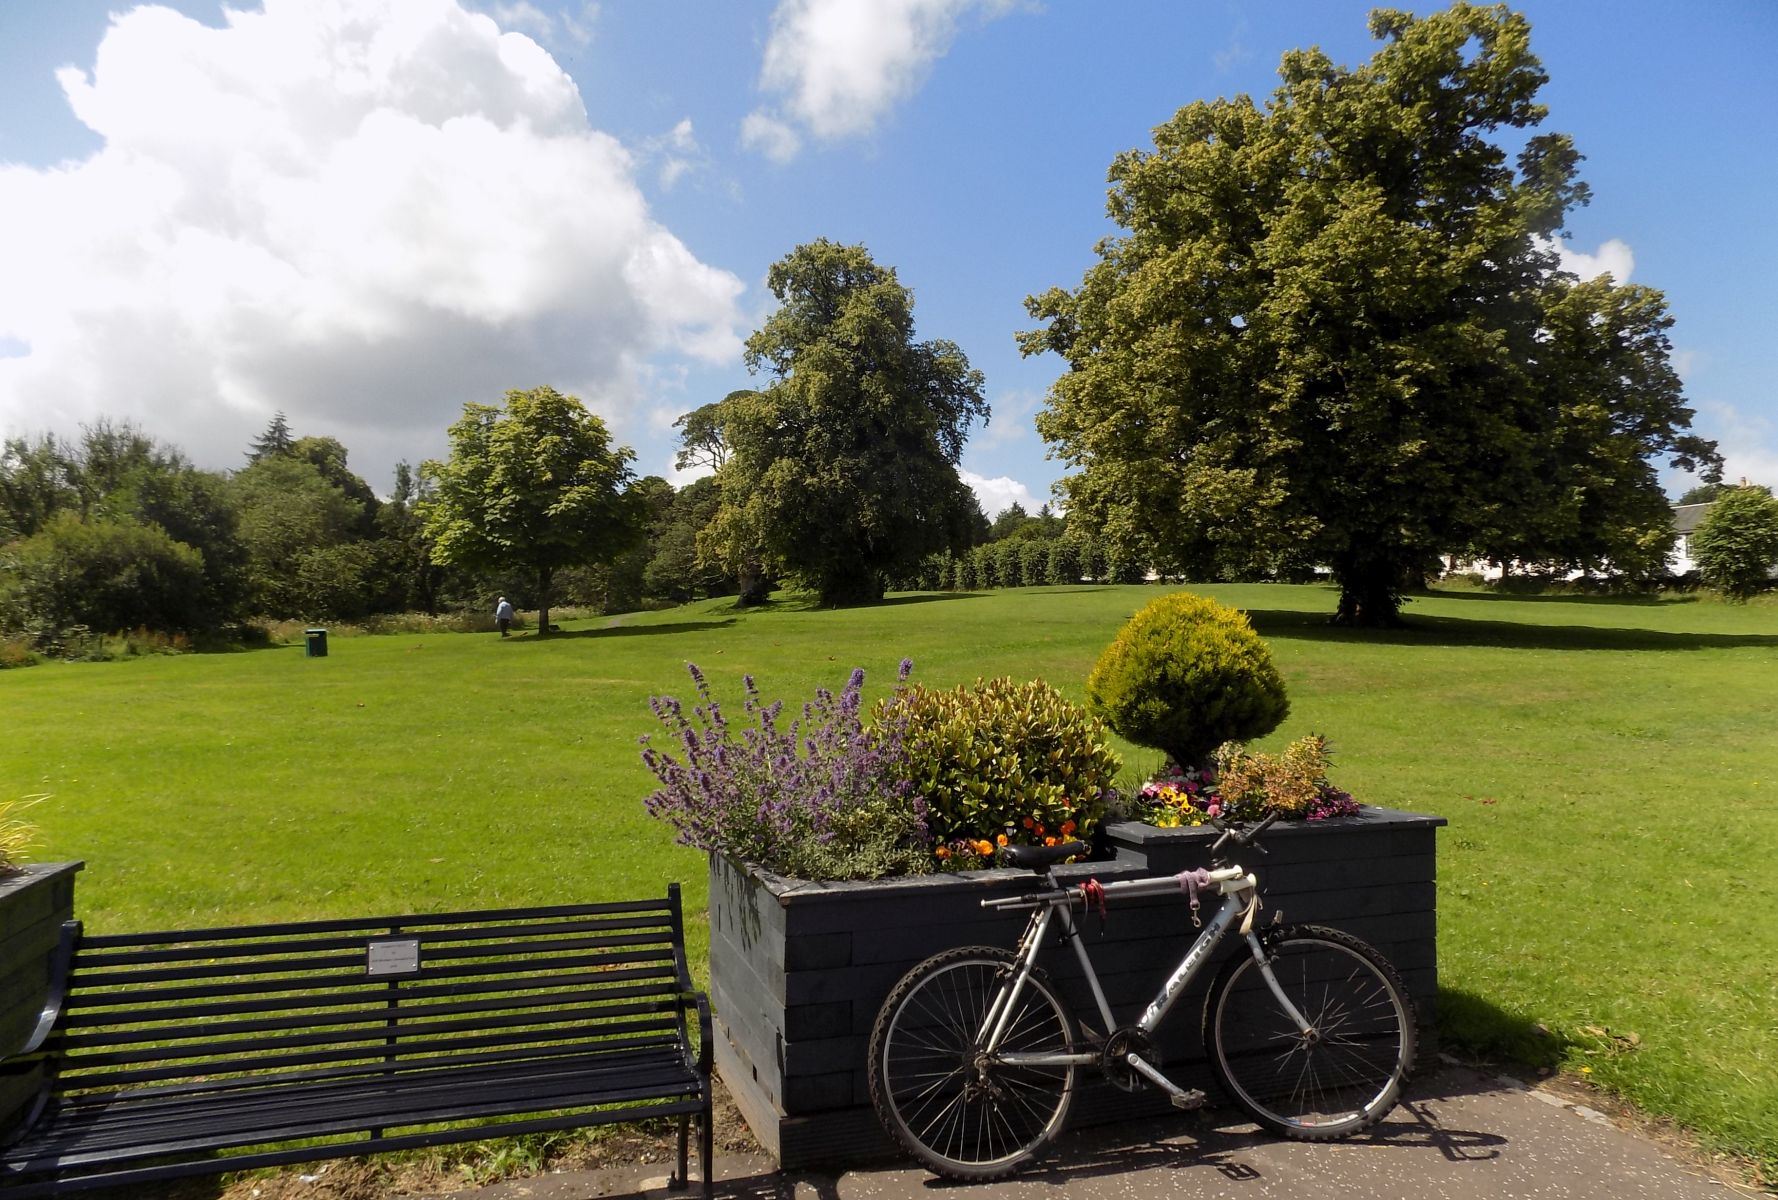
[{"xmin": 1101, "ymin": 1026, "xmax": 1159, "ymax": 1092}]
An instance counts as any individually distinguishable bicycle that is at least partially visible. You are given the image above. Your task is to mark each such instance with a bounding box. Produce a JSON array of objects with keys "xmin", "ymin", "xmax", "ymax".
[{"xmin": 866, "ymin": 813, "xmax": 1417, "ymax": 1179}]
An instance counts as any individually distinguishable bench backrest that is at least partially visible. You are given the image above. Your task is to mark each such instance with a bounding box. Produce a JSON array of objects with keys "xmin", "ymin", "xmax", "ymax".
[{"xmin": 44, "ymin": 887, "xmax": 693, "ymax": 1100}]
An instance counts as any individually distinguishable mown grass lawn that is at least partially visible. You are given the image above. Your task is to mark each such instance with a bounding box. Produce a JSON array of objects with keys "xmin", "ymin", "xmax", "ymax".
[{"xmin": 5, "ymin": 584, "xmax": 1775, "ymax": 1172}]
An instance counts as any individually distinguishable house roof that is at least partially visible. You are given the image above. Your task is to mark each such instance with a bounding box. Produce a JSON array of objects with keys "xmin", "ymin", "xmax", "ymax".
[{"xmin": 1672, "ymin": 502, "xmax": 1713, "ymax": 536}]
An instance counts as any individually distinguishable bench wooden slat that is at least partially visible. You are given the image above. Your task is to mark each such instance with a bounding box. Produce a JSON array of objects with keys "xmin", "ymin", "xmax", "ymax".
[
  {"xmin": 57, "ymin": 1002, "xmax": 685, "ymax": 1064},
  {"xmin": 29, "ymin": 1049, "xmax": 700, "ymax": 1159},
  {"xmin": 70, "ymin": 897, "xmax": 679, "ymax": 949},
  {"xmin": 59, "ymin": 1021, "xmax": 686, "ymax": 1091},
  {"xmin": 49, "ymin": 1027, "xmax": 693, "ymax": 1110},
  {"xmin": 71, "ymin": 915, "xmax": 677, "ymax": 968},
  {"xmin": 57, "ymin": 950, "xmax": 676, "ymax": 1013},
  {"xmin": 58, "ymin": 979, "xmax": 681, "ymax": 1042},
  {"xmin": 67, "ymin": 931, "xmax": 678, "ymax": 989}
]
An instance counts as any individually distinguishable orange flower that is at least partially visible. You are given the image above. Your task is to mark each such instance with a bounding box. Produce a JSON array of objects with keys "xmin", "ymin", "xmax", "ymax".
[
  {"xmin": 996, "ymin": 833, "xmax": 1009, "ymax": 847},
  {"xmin": 1045, "ymin": 836, "xmax": 1058, "ymax": 847},
  {"xmin": 974, "ymin": 840, "xmax": 994, "ymax": 857},
  {"xmin": 935, "ymin": 846, "xmax": 950, "ymax": 859}
]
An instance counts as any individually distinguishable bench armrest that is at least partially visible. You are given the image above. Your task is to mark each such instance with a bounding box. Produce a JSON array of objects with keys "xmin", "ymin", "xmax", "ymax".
[
  {"xmin": 3, "ymin": 922, "xmax": 79, "ymax": 1063},
  {"xmin": 678, "ymin": 989, "xmax": 713, "ymax": 1076}
]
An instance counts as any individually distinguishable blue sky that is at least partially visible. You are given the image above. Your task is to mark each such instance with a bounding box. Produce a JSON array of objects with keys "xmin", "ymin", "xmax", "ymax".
[{"xmin": 2, "ymin": 0, "xmax": 1774, "ymax": 516}]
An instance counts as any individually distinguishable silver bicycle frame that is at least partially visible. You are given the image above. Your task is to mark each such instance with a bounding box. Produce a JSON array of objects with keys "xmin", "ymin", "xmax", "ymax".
[{"xmin": 983, "ymin": 873, "xmax": 1313, "ymax": 1078}]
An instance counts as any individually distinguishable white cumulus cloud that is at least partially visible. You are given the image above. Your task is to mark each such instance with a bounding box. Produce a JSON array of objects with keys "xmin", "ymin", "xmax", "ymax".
[
  {"xmin": 1548, "ymin": 236, "xmax": 1635, "ymax": 283},
  {"xmin": 959, "ymin": 467, "xmax": 1038, "ymax": 520},
  {"xmin": 746, "ymin": 0, "xmax": 1020, "ymax": 158},
  {"xmin": 1692, "ymin": 400, "xmax": 1778, "ymax": 491},
  {"xmin": 0, "ymin": 0, "xmax": 743, "ymax": 482}
]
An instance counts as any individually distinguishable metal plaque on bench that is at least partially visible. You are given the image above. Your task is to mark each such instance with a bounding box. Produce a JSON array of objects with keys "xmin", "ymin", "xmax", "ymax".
[{"xmin": 366, "ymin": 938, "xmax": 421, "ymax": 977}]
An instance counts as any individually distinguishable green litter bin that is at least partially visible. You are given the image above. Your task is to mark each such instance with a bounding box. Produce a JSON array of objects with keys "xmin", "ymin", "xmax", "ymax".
[{"xmin": 304, "ymin": 628, "xmax": 328, "ymax": 658}]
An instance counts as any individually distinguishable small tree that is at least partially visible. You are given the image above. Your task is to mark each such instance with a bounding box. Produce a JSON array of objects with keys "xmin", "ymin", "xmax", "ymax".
[
  {"xmin": 1087, "ymin": 593, "xmax": 1289, "ymax": 771},
  {"xmin": 421, "ymin": 387, "xmax": 645, "ymax": 634},
  {"xmin": 247, "ymin": 412, "xmax": 295, "ymax": 463},
  {"xmin": 1693, "ymin": 486, "xmax": 1778, "ymax": 601}
]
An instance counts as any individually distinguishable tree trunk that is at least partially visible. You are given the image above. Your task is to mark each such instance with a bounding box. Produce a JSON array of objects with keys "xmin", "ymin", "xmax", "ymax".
[
  {"xmin": 1331, "ymin": 553, "xmax": 1407, "ymax": 627},
  {"xmin": 819, "ymin": 564, "xmax": 885, "ymax": 607},
  {"xmin": 536, "ymin": 566, "xmax": 553, "ymax": 636},
  {"xmin": 735, "ymin": 563, "xmax": 769, "ymax": 607}
]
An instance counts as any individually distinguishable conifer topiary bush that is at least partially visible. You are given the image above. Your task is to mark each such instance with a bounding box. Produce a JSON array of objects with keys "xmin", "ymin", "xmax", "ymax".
[{"xmin": 1087, "ymin": 592, "xmax": 1289, "ymax": 771}]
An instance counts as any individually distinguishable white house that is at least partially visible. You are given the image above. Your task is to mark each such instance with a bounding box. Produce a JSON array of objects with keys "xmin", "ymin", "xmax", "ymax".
[
  {"xmin": 1668, "ymin": 502, "xmax": 1713, "ymax": 575},
  {"xmin": 1446, "ymin": 502, "xmax": 1712, "ymax": 581}
]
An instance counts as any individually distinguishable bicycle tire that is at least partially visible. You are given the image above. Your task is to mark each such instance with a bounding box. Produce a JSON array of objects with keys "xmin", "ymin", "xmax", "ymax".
[
  {"xmin": 867, "ymin": 946, "xmax": 1077, "ymax": 1180},
  {"xmin": 1203, "ymin": 924, "xmax": 1416, "ymax": 1140}
]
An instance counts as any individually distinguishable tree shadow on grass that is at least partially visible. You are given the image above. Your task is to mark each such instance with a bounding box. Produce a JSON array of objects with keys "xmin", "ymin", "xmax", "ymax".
[
  {"xmin": 1426, "ymin": 587, "xmax": 1691, "ymax": 608},
  {"xmin": 870, "ymin": 591, "xmax": 987, "ymax": 607},
  {"xmin": 507, "ymin": 619, "xmax": 737, "ymax": 642},
  {"xmin": 1244, "ymin": 607, "xmax": 1778, "ymax": 653}
]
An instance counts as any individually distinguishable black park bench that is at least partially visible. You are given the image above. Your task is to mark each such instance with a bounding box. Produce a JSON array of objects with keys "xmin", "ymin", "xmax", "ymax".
[{"xmin": 0, "ymin": 887, "xmax": 712, "ymax": 1197}]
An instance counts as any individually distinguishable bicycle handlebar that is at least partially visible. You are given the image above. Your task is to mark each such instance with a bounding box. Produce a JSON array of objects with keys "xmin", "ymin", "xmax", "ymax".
[{"xmin": 1209, "ymin": 810, "xmax": 1281, "ymax": 861}]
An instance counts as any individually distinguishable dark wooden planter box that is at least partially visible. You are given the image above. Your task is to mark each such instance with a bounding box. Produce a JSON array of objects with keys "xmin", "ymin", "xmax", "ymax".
[
  {"xmin": 0, "ymin": 863, "xmax": 82, "ymax": 1135},
  {"xmin": 708, "ymin": 807, "xmax": 1444, "ymax": 1167}
]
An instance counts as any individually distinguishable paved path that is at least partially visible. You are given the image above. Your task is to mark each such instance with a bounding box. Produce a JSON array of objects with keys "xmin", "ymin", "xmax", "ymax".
[{"xmin": 433, "ymin": 1067, "xmax": 1740, "ymax": 1200}]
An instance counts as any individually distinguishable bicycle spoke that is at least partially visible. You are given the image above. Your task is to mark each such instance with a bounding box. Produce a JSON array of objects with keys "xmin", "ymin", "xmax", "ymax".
[
  {"xmin": 1208, "ymin": 929, "xmax": 1414, "ymax": 1139},
  {"xmin": 870, "ymin": 950, "xmax": 1075, "ymax": 1179}
]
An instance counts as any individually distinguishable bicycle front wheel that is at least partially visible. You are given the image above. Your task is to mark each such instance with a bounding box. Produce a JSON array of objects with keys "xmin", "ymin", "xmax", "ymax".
[
  {"xmin": 868, "ymin": 946, "xmax": 1076, "ymax": 1180},
  {"xmin": 1204, "ymin": 924, "xmax": 1416, "ymax": 1139}
]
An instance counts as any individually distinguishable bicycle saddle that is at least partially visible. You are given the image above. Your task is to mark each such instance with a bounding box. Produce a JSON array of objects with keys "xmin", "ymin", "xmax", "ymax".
[{"xmin": 1000, "ymin": 841, "xmax": 1090, "ymax": 871}]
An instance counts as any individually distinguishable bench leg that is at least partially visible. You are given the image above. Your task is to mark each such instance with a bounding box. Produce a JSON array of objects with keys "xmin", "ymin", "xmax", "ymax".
[
  {"xmin": 668, "ymin": 1112, "xmax": 689, "ymax": 1192},
  {"xmin": 701, "ymin": 1099, "xmax": 714, "ymax": 1200}
]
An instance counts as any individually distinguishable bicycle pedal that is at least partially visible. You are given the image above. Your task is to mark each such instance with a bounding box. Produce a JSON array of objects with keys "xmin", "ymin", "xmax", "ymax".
[{"xmin": 1171, "ymin": 1088, "xmax": 1207, "ymax": 1110}]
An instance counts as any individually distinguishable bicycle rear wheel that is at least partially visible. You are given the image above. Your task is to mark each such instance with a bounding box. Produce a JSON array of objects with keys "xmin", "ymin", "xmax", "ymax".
[
  {"xmin": 1204, "ymin": 924, "xmax": 1415, "ymax": 1139},
  {"xmin": 868, "ymin": 946, "xmax": 1076, "ymax": 1180}
]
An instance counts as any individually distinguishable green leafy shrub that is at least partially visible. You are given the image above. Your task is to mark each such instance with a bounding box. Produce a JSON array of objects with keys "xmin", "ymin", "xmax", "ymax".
[
  {"xmin": 994, "ymin": 540, "xmax": 1023, "ymax": 588},
  {"xmin": 971, "ymin": 543, "xmax": 998, "ymax": 589},
  {"xmin": 1693, "ymin": 486, "xmax": 1778, "ymax": 602},
  {"xmin": 0, "ymin": 514, "xmax": 208, "ymax": 645},
  {"xmin": 883, "ymin": 677, "xmax": 1122, "ymax": 869},
  {"xmin": 1046, "ymin": 539, "xmax": 1083, "ymax": 585},
  {"xmin": 1087, "ymin": 592, "xmax": 1289, "ymax": 770}
]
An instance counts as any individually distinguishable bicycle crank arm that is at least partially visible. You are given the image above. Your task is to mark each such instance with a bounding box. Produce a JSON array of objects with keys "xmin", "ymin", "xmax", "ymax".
[{"xmin": 1121, "ymin": 1052, "xmax": 1206, "ymax": 1109}]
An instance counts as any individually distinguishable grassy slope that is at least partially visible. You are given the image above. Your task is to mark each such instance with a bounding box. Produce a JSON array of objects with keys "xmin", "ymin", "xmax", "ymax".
[{"xmin": 4, "ymin": 584, "xmax": 1774, "ymax": 1167}]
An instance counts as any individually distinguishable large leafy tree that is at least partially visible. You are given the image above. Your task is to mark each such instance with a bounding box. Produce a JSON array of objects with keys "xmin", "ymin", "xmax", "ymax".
[
  {"xmin": 420, "ymin": 386, "xmax": 645, "ymax": 634},
  {"xmin": 1022, "ymin": 3, "xmax": 1718, "ymax": 624},
  {"xmin": 230, "ymin": 455, "xmax": 370, "ymax": 618},
  {"xmin": 710, "ymin": 240, "xmax": 989, "ymax": 606}
]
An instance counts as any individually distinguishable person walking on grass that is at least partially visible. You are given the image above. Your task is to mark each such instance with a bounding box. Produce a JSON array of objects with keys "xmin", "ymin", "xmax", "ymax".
[{"xmin": 494, "ymin": 596, "xmax": 515, "ymax": 637}]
